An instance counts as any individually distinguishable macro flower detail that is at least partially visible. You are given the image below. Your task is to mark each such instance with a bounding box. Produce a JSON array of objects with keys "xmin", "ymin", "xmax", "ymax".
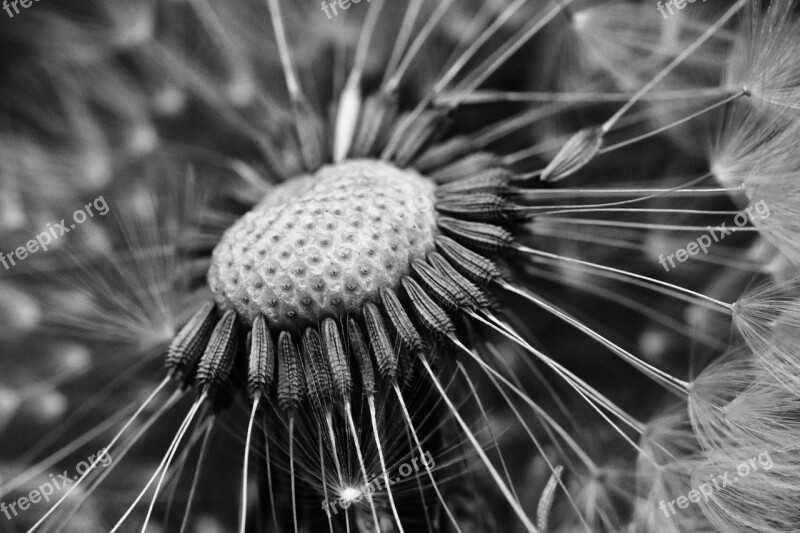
[
  {"xmin": 5, "ymin": 1, "xmax": 800, "ymax": 532},
  {"xmin": 207, "ymin": 160, "xmax": 438, "ymax": 329}
]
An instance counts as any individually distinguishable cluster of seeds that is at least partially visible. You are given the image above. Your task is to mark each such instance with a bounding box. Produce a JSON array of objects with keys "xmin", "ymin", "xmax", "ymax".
[
  {"xmin": 169, "ymin": 152, "xmax": 524, "ymax": 406},
  {"xmin": 207, "ymin": 159, "xmax": 438, "ymax": 330},
  {"xmin": 161, "ymin": 145, "xmax": 535, "ymax": 530}
]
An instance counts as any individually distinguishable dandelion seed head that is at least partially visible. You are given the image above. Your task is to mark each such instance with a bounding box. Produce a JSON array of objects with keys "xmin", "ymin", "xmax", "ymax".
[
  {"xmin": 10, "ymin": 0, "xmax": 800, "ymax": 531},
  {"xmin": 208, "ymin": 159, "xmax": 437, "ymax": 328}
]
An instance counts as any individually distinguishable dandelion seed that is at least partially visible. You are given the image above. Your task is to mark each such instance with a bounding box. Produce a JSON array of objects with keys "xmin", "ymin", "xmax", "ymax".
[
  {"xmin": 710, "ymin": 100, "xmax": 800, "ymax": 264},
  {"xmin": 538, "ymin": 126, "xmax": 604, "ymax": 182},
  {"xmin": 726, "ymin": 0, "xmax": 800, "ymax": 111}
]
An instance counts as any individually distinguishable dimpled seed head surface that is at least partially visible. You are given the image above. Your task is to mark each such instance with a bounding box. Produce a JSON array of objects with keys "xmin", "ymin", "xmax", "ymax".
[{"xmin": 208, "ymin": 159, "xmax": 438, "ymax": 329}]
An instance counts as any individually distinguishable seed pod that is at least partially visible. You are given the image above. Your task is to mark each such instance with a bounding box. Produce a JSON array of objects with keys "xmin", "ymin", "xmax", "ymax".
[
  {"xmin": 435, "ymin": 168, "xmax": 512, "ymax": 196},
  {"xmin": 347, "ymin": 318, "xmax": 376, "ymax": 396},
  {"xmin": 436, "ymin": 194, "xmax": 519, "ymax": 222},
  {"xmin": 302, "ymin": 327, "xmax": 333, "ymax": 409},
  {"xmin": 435, "ymin": 235, "xmax": 502, "ymax": 284},
  {"xmin": 321, "ymin": 318, "xmax": 352, "ymax": 401},
  {"xmin": 396, "ymin": 345, "xmax": 415, "ymax": 391},
  {"xmin": 196, "ymin": 310, "xmax": 239, "ymax": 389},
  {"xmin": 165, "ymin": 302, "xmax": 217, "ymax": 378},
  {"xmin": 540, "ymin": 126, "xmax": 604, "ymax": 182},
  {"xmin": 411, "ymin": 259, "xmax": 467, "ymax": 310},
  {"xmin": 247, "ymin": 314, "xmax": 276, "ymax": 400},
  {"xmin": 428, "ymin": 252, "xmax": 491, "ymax": 309},
  {"xmin": 363, "ymin": 302, "xmax": 398, "ymax": 382},
  {"xmin": 401, "ymin": 277, "xmax": 455, "ymax": 336},
  {"xmin": 277, "ymin": 331, "xmax": 304, "ymax": 412},
  {"xmin": 437, "ymin": 217, "xmax": 514, "ymax": 253},
  {"xmin": 380, "ymin": 288, "xmax": 424, "ymax": 354}
]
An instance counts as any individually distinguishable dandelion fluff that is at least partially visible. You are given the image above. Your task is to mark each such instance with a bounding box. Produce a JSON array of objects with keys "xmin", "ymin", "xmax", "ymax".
[
  {"xmin": 726, "ymin": 0, "xmax": 800, "ymax": 111},
  {"xmin": 564, "ymin": 2, "xmax": 731, "ymax": 92},
  {"xmin": 731, "ymin": 279, "xmax": 800, "ymax": 392},
  {"xmin": 711, "ymin": 100, "xmax": 800, "ymax": 264},
  {"xmin": 628, "ymin": 407, "xmax": 710, "ymax": 532},
  {"xmin": 692, "ymin": 445, "xmax": 800, "ymax": 533},
  {"xmin": 689, "ymin": 348, "xmax": 800, "ymax": 458}
]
